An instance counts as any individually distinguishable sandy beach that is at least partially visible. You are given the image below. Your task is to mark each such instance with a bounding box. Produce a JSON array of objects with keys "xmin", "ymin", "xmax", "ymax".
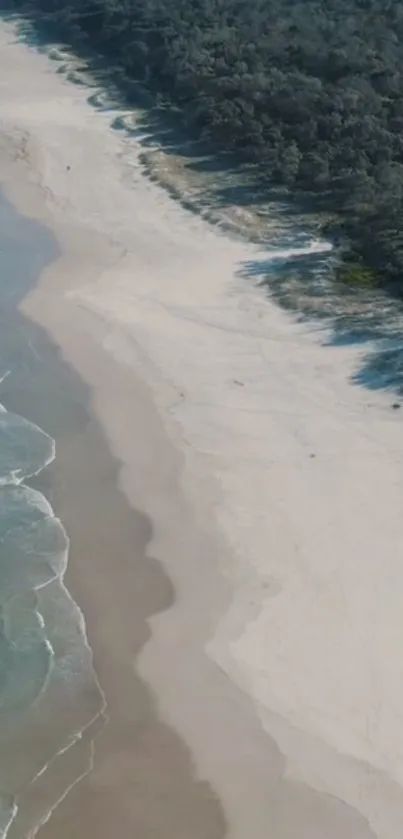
[{"xmin": 1, "ymin": 17, "xmax": 403, "ymax": 838}]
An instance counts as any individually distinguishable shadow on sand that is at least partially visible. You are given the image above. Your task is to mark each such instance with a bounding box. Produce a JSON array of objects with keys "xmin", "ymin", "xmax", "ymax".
[
  {"xmin": 239, "ymin": 249, "xmax": 403, "ymax": 400},
  {"xmin": 2, "ymin": 13, "xmax": 318, "ymax": 241}
]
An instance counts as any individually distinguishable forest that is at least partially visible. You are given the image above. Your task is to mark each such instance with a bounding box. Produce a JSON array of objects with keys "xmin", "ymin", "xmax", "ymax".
[{"xmin": 4, "ymin": 0, "xmax": 403, "ymax": 295}]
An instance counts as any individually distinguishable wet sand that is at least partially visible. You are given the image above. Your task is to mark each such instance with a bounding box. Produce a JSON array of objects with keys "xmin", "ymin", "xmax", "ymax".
[
  {"xmin": 1, "ymin": 16, "xmax": 403, "ymax": 839},
  {"xmin": 0, "ymin": 189, "xmax": 230, "ymax": 837},
  {"xmin": 13, "ymin": 329, "xmax": 227, "ymax": 839}
]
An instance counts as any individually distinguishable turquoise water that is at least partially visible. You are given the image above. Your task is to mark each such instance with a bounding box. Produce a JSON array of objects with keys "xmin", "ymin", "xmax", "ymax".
[{"xmin": 0, "ymin": 191, "xmax": 104, "ymax": 837}]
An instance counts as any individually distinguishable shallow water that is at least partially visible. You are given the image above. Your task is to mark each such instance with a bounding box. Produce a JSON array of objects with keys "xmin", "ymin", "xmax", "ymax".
[{"xmin": 0, "ymin": 190, "xmax": 104, "ymax": 837}]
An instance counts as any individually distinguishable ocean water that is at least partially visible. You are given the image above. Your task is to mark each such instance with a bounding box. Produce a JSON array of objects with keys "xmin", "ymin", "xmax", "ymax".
[{"xmin": 0, "ymin": 190, "xmax": 104, "ymax": 837}]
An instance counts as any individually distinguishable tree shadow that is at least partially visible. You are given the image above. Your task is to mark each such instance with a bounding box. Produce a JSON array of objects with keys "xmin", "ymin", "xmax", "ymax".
[
  {"xmin": 3, "ymin": 11, "xmax": 323, "ymax": 246},
  {"xmin": 240, "ymin": 251, "xmax": 403, "ymax": 399}
]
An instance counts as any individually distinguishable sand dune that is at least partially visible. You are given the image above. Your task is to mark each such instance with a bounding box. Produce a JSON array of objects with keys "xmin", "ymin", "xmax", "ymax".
[{"xmin": 1, "ymin": 19, "xmax": 403, "ymax": 839}]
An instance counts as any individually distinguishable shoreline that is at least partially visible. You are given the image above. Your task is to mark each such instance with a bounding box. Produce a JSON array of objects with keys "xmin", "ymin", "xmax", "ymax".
[
  {"xmin": 0, "ymin": 187, "xmax": 108, "ymax": 839},
  {"xmin": 1, "ymin": 17, "xmax": 403, "ymax": 839}
]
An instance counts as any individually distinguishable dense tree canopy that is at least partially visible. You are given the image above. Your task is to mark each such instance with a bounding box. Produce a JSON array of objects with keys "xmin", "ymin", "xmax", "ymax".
[{"xmin": 6, "ymin": 0, "xmax": 403, "ymax": 294}]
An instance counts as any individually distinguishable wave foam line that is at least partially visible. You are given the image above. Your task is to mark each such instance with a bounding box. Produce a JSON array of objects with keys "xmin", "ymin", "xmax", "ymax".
[{"xmin": 0, "ymin": 402, "xmax": 106, "ymax": 838}]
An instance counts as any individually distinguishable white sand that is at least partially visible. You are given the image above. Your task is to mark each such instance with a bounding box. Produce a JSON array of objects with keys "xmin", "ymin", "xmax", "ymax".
[{"xmin": 1, "ymin": 19, "xmax": 403, "ymax": 839}]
